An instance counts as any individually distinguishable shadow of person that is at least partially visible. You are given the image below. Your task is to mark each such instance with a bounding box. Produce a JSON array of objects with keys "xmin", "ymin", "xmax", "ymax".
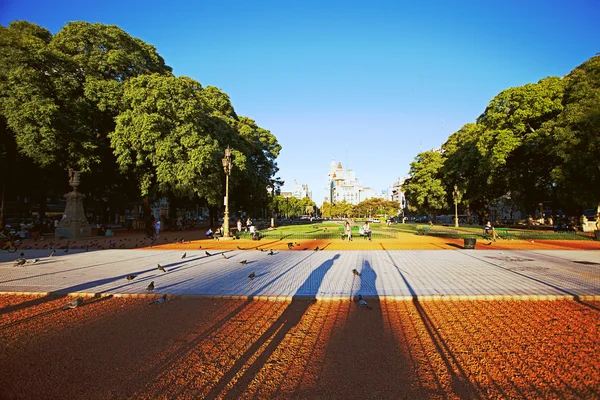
[
  {"xmin": 313, "ymin": 259, "xmax": 438, "ymax": 398},
  {"xmin": 206, "ymin": 254, "xmax": 340, "ymax": 399}
]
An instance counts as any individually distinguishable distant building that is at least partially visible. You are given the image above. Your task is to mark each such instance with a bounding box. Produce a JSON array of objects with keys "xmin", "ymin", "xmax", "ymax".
[
  {"xmin": 291, "ymin": 180, "xmax": 312, "ymax": 200},
  {"xmin": 388, "ymin": 177, "xmax": 408, "ymax": 209},
  {"xmin": 325, "ymin": 159, "xmax": 376, "ymax": 205}
]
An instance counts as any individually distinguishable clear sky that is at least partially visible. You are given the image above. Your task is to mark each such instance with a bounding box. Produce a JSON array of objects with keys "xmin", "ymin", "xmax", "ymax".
[{"xmin": 2, "ymin": 0, "xmax": 599, "ymax": 204}]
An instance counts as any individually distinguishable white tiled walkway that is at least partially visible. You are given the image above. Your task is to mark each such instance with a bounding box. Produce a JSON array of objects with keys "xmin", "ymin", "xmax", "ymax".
[{"xmin": 1, "ymin": 249, "xmax": 599, "ymax": 299}]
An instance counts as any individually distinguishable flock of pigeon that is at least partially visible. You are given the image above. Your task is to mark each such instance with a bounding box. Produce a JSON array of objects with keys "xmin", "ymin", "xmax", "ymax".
[{"xmin": 13, "ymin": 237, "xmax": 373, "ymax": 310}]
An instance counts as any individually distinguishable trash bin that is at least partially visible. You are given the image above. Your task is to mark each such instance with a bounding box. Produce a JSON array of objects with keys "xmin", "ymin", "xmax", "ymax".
[{"xmin": 463, "ymin": 238, "xmax": 477, "ymax": 249}]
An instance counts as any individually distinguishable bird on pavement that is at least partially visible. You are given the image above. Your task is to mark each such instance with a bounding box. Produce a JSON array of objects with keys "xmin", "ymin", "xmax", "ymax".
[
  {"xmin": 14, "ymin": 258, "xmax": 26, "ymax": 267},
  {"xmin": 222, "ymin": 253, "xmax": 228, "ymax": 259},
  {"xmin": 158, "ymin": 264, "xmax": 166, "ymax": 272},
  {"xmin": 20, "ymin": 251, "xmax": 25, "ymax": 257},
  {"xmin": 62, "ymin": 297, "xmax": 84, "ymax": 310},
  {"xmin": 146, "ymin": 281, "xmax": 155, "ymax": 291},
  {"xmin": 352, "ymin": 269, "xmax": 361, "ymax": 277},
  {"xmin": 240, "ymin": 260, "xmax": 247, "ymax": 265},
  {"xmin": 268, "ymin": 250, "xmax": 274, "ymax": 255},
  {"xmin": 205, "ymin": 251, "xmax": 211, "ymax": 257},
  {"xmin": 287, "ymin": 242, "xmax": 293, "ymax": 249},
  {"xmin": 126, "ymin": 275, "xmax": 137, "ymax": 281},
  {"xmin": 248, "ymin": 271, "xmax": 255, "ymax": 280},
  {"xmin": 31, "ymin": 258, "xmax": 40, "ymax": 264},
  {"xmin": 149, "ymin": 294, "xmax": 167, "ymax": 305},
  {"xmin": 181, "ymin": 252, "xmax": 186, "ymax": 259},
  {"xmin": 358, "ymin": 294, "xmax": 372, "ymax": 309}
]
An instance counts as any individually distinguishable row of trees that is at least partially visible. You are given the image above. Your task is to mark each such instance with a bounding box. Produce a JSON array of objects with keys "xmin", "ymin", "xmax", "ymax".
[
  {"xmin": 320, "ymin": 198, "xmax": 400, "ymax": 219},
  {"xmin": 0, "ymin": 21, "xmax": 282, "ymax": 227},
  {"xmin": 403, "ymin": 55, "xmax": 600, "ymax": 222}
]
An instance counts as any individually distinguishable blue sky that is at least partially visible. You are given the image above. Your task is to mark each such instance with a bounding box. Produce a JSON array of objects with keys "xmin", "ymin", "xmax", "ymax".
[{"xmin": 2, "ymin": 0, "xmax": 599, "ymax": 204}]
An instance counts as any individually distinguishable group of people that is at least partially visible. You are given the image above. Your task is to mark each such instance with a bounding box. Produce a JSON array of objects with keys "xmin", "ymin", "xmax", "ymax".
[
  {"xmin": 205, "ymin": 217, "xmax": 258, "ymax": 240},
  {"xmin": 344, "ymin": 220, "xmax": 371, "ymax": 241}
]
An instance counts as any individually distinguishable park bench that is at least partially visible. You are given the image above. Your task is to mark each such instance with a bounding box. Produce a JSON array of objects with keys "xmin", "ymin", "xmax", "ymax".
[{"xmin": 417, "ymin": 225, "xmax": 431, "ymax": 235}]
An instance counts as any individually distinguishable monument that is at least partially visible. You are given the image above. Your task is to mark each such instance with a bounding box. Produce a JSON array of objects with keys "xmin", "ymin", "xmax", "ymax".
[{"xmin": 55, "ymin": 169, "xmax": 91, "ymax": 239}]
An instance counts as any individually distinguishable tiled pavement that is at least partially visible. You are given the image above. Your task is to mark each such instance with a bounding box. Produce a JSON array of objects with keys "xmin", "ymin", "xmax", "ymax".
[{"xmin": 1, "ymin": 248, "xmax": 599, "ymax": 299}]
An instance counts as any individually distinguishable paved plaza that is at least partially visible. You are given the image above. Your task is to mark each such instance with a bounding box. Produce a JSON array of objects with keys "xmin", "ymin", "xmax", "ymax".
[{"xmin": 1, "ymin": 246, "xmax": 599, "ymax": 299}]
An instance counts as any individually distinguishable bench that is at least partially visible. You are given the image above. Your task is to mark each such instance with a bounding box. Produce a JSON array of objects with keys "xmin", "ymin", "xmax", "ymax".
[{"xmin": 417, "ymin": 225, "xmax": 431, "ymax": 235}]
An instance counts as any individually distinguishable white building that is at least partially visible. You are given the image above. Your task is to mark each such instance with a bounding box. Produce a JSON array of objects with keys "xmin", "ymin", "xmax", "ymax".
[
  {"xmin": 325, "ymin": 160, "xmax": 377, "ymax": 205},
  {"xmin": 291, "ymin": 180, "xmax": 312, "ymax": 200},
  {"xmin": 388, "ymin": 176, "xmax": 409, "ymax": 209}
]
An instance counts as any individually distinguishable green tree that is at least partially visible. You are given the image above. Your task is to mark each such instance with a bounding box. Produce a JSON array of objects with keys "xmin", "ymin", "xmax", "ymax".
[
  {"xmin": 544, "ymin": 55, "xmax": 600, "ymax": 214},
  {"xmin": 403, "ymin": 151, "xmax": 447, "ymax": 217},
  {"xmin": 475, "ymin": 76, "xmax": 564, "ymax": 214},
  {"xmin": 110, "ymin": 74, "xmax": 227, "ymax": 206}
]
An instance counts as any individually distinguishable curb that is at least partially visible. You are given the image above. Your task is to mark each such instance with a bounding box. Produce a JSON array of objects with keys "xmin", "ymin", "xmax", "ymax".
[{"xmin": 2, "ymin": 291, "xmax": 599, "ymax": 302}]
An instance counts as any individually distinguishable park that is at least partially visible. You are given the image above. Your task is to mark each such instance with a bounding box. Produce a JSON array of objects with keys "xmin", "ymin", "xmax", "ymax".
[{"xmin": 1, "ymin": 14, "xmax": 600, "ymax": 400}]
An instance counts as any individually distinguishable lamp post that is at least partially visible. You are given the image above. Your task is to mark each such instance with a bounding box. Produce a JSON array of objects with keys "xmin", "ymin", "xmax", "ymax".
[
  {"xmin": 267, "ymin": 186, "xmax": 274, "ymax": 228},
  {"xmin": 222, "ymin": 146, "xmax": 232, "ymax": 239},
  {"xmin": 284, "ymin": 193, "xmax": 290, "ymax": 220},
  {"xmin": 453, "ymin": 185, "xmax": 460, "ymax": 228}
]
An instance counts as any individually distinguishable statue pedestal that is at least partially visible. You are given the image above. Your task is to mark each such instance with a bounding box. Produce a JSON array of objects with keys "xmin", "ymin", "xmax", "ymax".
[{"xmin": 55, "ymin": 190, "xmax": 91, "ymax": 239}]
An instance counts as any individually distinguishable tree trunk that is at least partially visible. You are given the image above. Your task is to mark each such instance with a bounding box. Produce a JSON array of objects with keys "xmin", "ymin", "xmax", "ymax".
[
  {"xmin": 465, "ymin": 201, "xmax": 472, "ymax": 225},
  {"xmin": 0, "ymin": 181, "xmax": 5, "ymax": 230}
]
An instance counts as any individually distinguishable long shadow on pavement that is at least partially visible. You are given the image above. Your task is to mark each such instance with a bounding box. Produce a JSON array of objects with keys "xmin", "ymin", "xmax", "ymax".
[
  {"xmin": 383, "ymin": 249, "xmax": 483, "ymax": 398},
  {"xmin": 203, "ymin": 254, "xmax": 340, "ymax": 399}
]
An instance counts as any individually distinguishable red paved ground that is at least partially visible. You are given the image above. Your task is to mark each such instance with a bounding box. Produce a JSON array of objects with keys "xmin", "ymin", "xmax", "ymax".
[{"xmin": 1, "ymin": 295, "xmax": 599, "ymax": 399}]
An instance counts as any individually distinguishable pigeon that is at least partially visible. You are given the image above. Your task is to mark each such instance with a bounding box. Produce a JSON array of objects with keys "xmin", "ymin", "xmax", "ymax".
[
  {"xmin": 352, "ymin": 269, "xmax": 361, "ymax": 277},
  {"xmin": 181, "ymin": 252, "xmax": 186, "ymax": 259},
  {"xmin": 126, "ymin": 275, "xmax": 137, "ymax": 281},
  {"xmin": 358, "ymin": 294, "xmax": 372, "ymax": 309},
  {"xmin": 31, "ymin": 258, "xmax": 40, "ymax": 264},
  {"xmin": 287, "ymin": 242, "xmax": 293, "ymax": 249},
  {"xmin": 149, "ymin": 294, "xmax": 167, "ymax": 305},
  {"xmin": 20, "ymin": 251, "xmax": 25, "ymax": 257},
  {"xmin": 14, "ymin": 258, "xmax": 26, "ymax": 267},
  {"xmin": 62, "ymin": 297, "xmax": 84, "ymax": 310},
  {"xmin": 146, "ymin": 281, "xmax": 155, "ymax": 291},
  {"xmin": 205, "ymin": 251, "xmax": 211, "ymax": 257},
  {"xmin": 268, "ymin": 250, "xmax": 274, "ymax": 256},
  {"xmin": 248, "ymin": 271, "xmax": 256, "ymax": 280},
  {"xmin": 240, "ymin": 260, "xmax": 247, "ymax": 265},
  {"xmin": 222, "ymin": 253, "xmax": 228, "ymax": 259},
  {"xmin": 158, "ymin": 264, "xmax": 166, "ymax": 273}
]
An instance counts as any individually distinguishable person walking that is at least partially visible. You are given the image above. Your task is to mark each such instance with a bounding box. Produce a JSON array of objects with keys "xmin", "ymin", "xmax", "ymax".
[
  {"xmin": 154, "ymin": 218, "xmax": 161, "ymax": 238},
  {"xmin": 345, "ymin": 220, "xmax": 352, "ymax": 241}
]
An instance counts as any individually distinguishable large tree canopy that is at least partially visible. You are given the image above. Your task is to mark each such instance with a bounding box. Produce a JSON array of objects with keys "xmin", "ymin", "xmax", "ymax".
[
  {"xmin": 0, "ymin": 21, "xmax": 172, "ymax": 171},
  {"xmin": 545, "ymin": 55, "xmax": 600, "ymax": 212}
]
